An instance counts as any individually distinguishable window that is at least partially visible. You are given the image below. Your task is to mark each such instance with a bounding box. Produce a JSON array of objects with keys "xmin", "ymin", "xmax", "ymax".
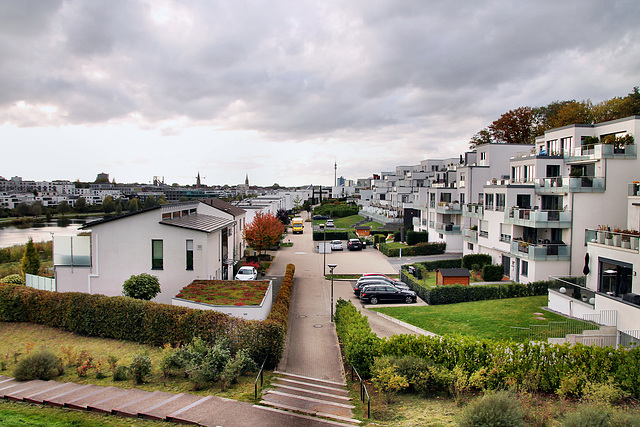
[
  {"xmin": 152, "ymin": 240, "xmax": 163, "ymax": 270},
  {"xmin": 186, "ymin": 240, "xmax": 193, "ymax": 270},
  {"xmin": 485, "ymin": 193, "xmax": 494, "ymax": 210},
  {"xmin": 521, "ymin": 260, "xmax": 528, "ymax": 277},
  {"xmin": 496, "ymin": 193, "xmax": 505, "ymax": 211},
  {"xmin": 467, "ymin": 243, "xmax": 474, "ymax": 250}
]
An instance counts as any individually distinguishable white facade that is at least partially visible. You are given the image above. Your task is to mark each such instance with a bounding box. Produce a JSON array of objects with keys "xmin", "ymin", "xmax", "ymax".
[{"xmin": 54, "ymin": 201, "xmax": 245, "ymax": 304}]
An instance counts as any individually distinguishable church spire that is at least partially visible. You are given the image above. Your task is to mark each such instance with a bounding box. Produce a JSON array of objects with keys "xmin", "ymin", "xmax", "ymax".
[{"xmin": 245, "ymin": 174, "xmax": 249, "ymax": 185}]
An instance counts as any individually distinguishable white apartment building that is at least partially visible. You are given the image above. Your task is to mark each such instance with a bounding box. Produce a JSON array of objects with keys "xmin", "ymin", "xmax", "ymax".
[{"xmin": 463, "ymin": 115, "xmax": 640, "ymax": 283}]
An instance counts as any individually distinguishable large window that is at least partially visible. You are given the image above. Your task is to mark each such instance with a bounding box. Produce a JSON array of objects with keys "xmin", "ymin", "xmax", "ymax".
[
  {"xmin": 186, "ymin": 240, "xmax": 193, "ymax": 270},
  {"xmin": 521, "ymin": 260, "xmax": 528, "ymax": 277},
  {"xmin": 496, "ymin": 193, "xmax": 506, "ymax": 211},
  {"xmin": 598, "ymin": 258, "xmax": 633, "ymax": 297},
  {"xmin": 152, "ymin": 240, "xmax": 163, "ymax": 270}
]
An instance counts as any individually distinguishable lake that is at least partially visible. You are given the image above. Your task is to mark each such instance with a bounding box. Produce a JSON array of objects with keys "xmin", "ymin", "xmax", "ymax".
[{"xmin": 0, "ymin": 218, "xmax": 98, "ymax": 248}]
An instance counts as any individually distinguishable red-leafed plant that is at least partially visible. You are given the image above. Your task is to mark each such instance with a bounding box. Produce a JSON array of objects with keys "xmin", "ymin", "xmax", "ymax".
[{"xmin": 243, "ymin": 212, "xmax": 285, "ymax": 255}]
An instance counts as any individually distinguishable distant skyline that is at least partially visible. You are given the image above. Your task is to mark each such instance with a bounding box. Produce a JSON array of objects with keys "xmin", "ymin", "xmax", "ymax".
[{"xmin": 1, "ymin": 1, "xmax": 639, "ymax": 187}]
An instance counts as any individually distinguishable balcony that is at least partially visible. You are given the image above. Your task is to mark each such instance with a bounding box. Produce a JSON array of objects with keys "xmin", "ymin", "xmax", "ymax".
[
  {"xmin": 432, "ymin": 181, "xmax": 457, "ymax": 189},
  {"xmin": 534, "ymin": 176, "xmax": 605, "ymax": 193},
  {"xmin": 435, "ymin": 201, "xmax": 462, "ymax": 214},
  {"xmin": 565, "ymin": 143, "xmax": 637, "ymax": 163},
  {"xmin": 585, "ymin": 229, "xmax": 640, "ymax": 251},
  {"xmin": 462, "ymin": 203, "xmax": 484, "ymax": 219},
  {"xmin": 630, "ymin": 183, "xmax": 640, "ymax": 196},
  {"xmin": 510, "ymin": 240, "xmax": 570, "ymax": 261},
  {"xmin": 435, "ymin": 223, "xmax": 461, "ymax": 235},
  {"xmin": 548, "ymin": 276, "xmax": 595, "ymax": 306},
  {"xmin": 463, "ymin": 229, "xmax": 478, "ymax": 243},
  {"xmin": 504, "ymin": 207, "xmax": 571, "ymax": 228}
]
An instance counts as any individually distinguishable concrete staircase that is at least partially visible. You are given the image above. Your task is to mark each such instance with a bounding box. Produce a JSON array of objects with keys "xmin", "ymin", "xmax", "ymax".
[
  {"xmin": 261, "ymin": 372, "xmax": 360, "ymax": 425},
  {"xmin": 1, "ymin": 375, "xmax": 355, "ymax": 426}
]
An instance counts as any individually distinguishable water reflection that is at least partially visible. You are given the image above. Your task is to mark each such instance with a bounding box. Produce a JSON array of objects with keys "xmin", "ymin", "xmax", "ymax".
[{"xmin": 0, "ymin": 217, "xmax": 98, "ymax": 248}]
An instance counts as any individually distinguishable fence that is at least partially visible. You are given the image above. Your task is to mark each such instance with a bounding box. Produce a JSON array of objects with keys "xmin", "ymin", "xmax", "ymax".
[{"xmin": 25, "ymin": 273, "xmax": 56, "ymax": 291}]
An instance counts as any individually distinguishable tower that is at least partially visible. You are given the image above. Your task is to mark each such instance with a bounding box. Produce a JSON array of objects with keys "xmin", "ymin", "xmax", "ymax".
[
  {"xmin": 196, "ymin": 172, "xmax": 201, "ymax": 189},
  {"xmin": 245, "ymin": 174, "xmax": 249, "ymax": 186},
  {"xmin": 334, "ymin": 160, "xmax": 337, "ymax": 187}
]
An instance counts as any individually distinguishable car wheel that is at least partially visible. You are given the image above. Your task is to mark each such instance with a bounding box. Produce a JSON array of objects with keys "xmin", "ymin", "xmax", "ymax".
[
  {"xmin": 370, "ymin": 297, "xmax": 378, "ymax": 305},
  {"xmin": 405, "ymin": 296, "xmax": 413, "ymax": 304}
]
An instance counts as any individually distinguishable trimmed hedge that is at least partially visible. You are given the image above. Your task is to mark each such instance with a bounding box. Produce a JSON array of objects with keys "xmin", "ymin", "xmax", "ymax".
[
  {"xmin": 399, "ymin": 278, "xmax": 551, "ymax": 305},
  {"xmin": 481, "ymin": 264, "xmax": 504, "ymax": 281},
  {"xmin": 378, "ymin": 242, "xmax": 446, "ymax": 257},
  {"xmin": 335, "ymin": 300, "xmax": 640, "ymax": 399},
  {"xmin": 406, "ymin": 231, "xmax": 429, "ymax": 246},
  {"xmin": 0, "ymin": 264, "xmax": 296, "ymax": 369},
  {"xmin": 462, "ymin": 254, "xmax": 493, "ymax": 270}
]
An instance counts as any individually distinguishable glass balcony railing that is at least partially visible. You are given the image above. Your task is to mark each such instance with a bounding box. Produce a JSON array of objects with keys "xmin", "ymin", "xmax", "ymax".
[
  {"xmin": 435, "ymin": 202, "xmax": 462, "ymax": 214},
  {"xmin": 435, "ymin": 223, "xmax": 461, "ymax": 234},
  {"xmin": 565, "ymin": 143, "xmax": 637, "ymax": 162},
  {"xmin": 585, "ymin": 229, "xmax": 640, "ymax": 251},
  {"xmin": 510, "ymin": 240, "xmax": 570, "ymax": 261},
  {"xmin": 535, "ymin": 176, "xmax": 605, "ymax": 193},
  {"xmin": 463, "ymin": 203, "xmax": 484, "ymax": 218},
  {"xmin": 463, "ymin": 229, "xmax": 478, "ymax": 243},
  {"xmin": 548, "ymin": 276, "xmax": 595, "ymax": 306},
  {"xmin": 504, "ymin": 207, "xmax": 571, "ymax": 228}
]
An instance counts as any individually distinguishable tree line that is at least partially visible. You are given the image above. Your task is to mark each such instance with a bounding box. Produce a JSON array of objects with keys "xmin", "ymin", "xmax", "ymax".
[{"xmin": 470, "ymin": 86, "xmax": 640, "ymax": 148}]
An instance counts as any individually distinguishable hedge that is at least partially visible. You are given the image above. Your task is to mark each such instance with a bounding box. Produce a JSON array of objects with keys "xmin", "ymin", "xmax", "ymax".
[
  {"xmin": 398, "ymin": 278, "xmax": 551, "ymax": 305},
  {"xmin": 335, "ymin": 300, "xmax": 640, "ymax": 398},
  {"xmin": 406, "ymin": 231, "xmax": 429, "ymax": 246},
  {"xmin": 313, "ymin": 230, "xmax": 350, "ymax": 241},
  {"xmin": 462, "ymin": 254, "xmax": 493, "ymax": 270},
  {"xmin": 0, "ymin": 264, "xmax": 296, "ymax": 369},
  {"xmin": 378, "ymin": 242, "xmax": 446, "ymax": 257},
  {"xmin": 313, "ymin": 203, "xmax": 359, "ymax": 218}
]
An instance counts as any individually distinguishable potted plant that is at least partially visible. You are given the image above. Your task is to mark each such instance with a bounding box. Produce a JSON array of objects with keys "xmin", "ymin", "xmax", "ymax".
[
  {"xmin": 596, "ymin": 225, "xmax": 607, "ymax": 244},
  {"xmin": 604, "ymin": 226, "xmax": 613, "ymax": 246},
  {"xmin": 612, "ymin": 228, "xmax": 622, "ymax": 247}
]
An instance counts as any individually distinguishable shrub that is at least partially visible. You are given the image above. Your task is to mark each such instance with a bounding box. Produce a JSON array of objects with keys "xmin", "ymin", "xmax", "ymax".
[
  {"xmin": 13, "ymin": 350, "xmax": 60, "ymax": 381},
  {"xmin": 20, "ymin": 238, "xmax": 40, "ymax": 276},
  {"xmin": 481, "ymin": 264, "xmax": 504, "ymax": 281},
  {"xmin": 130, "ymin": 354, "xmax": 152, "ymax": 384},
  {"xmin": 581, "ymin": 378, "xmax": 628, "ymax": 406},
  {"xmin": 1, "ymin": 274, "xmax": 25, "ymax": 285},
  {"xmin": 220, "ymin": 349, "xmax": 257, "ymax": 389},
  {"xmin": 123, "ymin": 273, "xmax": 161, "ymax": 300},
  {"xmin": 113, "ymin": 365, "xmax": 129, "ymax": 381},
  {"xmin": 458, "ymin": 391, "xmax": 525, "ymax": 427},
  {"xmin": 462, "ymin": 254, "xmax": 493, "ymax": 270},
  {"xmin": 561, "ymin": 404, "xmax": 612, "ymax": 427},
  {"xmin": 406, "ymin": 231, "xmax": 429, "ymax": 246}
]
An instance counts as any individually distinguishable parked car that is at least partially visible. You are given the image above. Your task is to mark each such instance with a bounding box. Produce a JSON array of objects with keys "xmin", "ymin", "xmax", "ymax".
[
  {"xmin": 331, "ymin": 240, "xmax": 344, "ymax": 250},
  {"xmin": 353, "ymin": 278, "xmax": 409, "ymax": 297},
  {"xmin": 356, "ymin": 276, "xmax": 409, "ymax": 289},
  {"xmin": 313, "ymin": 215, "xmax": 329, "ymax": 220},
  {"xmin": 347, "ymin": 239, "xmax": 363, "ymax": 250},
  {"xmin": 325, "ymin": 219, "xmax": 335, "ymax": 227},
  {"xmin": 235, "ymin": 266, "xmax": 258, "ymax": 280},
  {"xmin": 359, "ymin": 284, "xmax": 417, "ymax": 305}
]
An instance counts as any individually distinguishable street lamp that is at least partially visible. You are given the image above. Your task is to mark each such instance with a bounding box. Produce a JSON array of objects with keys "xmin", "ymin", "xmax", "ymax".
[
  {"xmin": 319, "ymin": 223, "xmax": 326, "ymax": 277},
  {"xmin": 328, "ymin": 263, "xmax": 337, "ymax": 322}
]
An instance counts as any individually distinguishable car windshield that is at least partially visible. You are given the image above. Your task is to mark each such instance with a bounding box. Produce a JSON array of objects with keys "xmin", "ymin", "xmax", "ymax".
[{"xmin": 239, "ymin": 268, "xmax": 253, "ymax": 274}]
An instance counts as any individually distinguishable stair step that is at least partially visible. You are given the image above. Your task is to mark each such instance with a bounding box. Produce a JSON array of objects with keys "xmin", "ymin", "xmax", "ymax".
[
  {"xmin": 140, "ymin": 393, "xmax": 204, "ymax": 421},
  {"xmin": 66, "ymin": 386, "xmax": 128, "ymax": 410},
  {"xmin": 45, "ymin": 384, "xmax": 104, "ymax": 407},
  {"xmin": 88, "ymin": 388, "xmax": 150, "ymax": 414},
  {"xmin": 262, "ymin": 390, "xmax": 354, "ymax": 420},
  {"xmin": 270, "ymin": 383, "xmax": 351, "ymax": 404},
  {"xmin": 166, "ymin": 396, "xmax": 215, "ymax": 424},
  {"xmin": 274, "ymin": 371, "xmax": 346, "ymax": 389},
  {"xmin": 1, "ymin": 380, "xmax": 49, "ymax": 400},
  {"xmin": 259, "ymin": 400, "xmax": 361, "ymax": 425},
  {"xmin": 24, "ymin": 383, "xmax": 83, "ymax": 404},
  {"xmin": 113, "ymin": 391, "xmax": 177, "ymax": 417},
  {"xmin": 274, "ymin": 377, "xmax": 349, "ymax": 396}
]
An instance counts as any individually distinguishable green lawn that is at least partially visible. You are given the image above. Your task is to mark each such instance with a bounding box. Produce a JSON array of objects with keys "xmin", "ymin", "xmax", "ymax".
[
  {"xmin": 372, "ymin": 295, "xmax": 571, "ymax": 341},
  {"xmin": 311, "ymin": 214, "xmax": 383, "ymax": 230}
]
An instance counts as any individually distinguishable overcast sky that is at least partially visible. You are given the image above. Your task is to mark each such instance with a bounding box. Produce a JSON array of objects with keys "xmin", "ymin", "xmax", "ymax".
[{"xmin": 1, "ymin": 0, "xmax": 639, "ymax": 187}]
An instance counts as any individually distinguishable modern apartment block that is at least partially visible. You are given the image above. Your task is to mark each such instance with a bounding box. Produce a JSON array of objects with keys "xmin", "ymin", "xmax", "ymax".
[{"xmin": 462, "ymin": 116, "xmax": 639, "ymax": 284}]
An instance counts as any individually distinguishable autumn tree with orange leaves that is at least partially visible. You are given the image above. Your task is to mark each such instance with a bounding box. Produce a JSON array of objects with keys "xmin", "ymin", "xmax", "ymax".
[{"xmin": 243, "ymin": 212, "xmax": 285, "ymax": 255}]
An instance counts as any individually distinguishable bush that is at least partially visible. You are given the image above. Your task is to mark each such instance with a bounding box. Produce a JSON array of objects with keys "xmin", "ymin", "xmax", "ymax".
[
  {"xmin": 130, "ymin": 354, "xmax": 152, "ymax": 384},
  {"xmin": 561, "ymin": 404, "xmax": 612, "ymax": 427},
  {"xmin": 458, "ymin": 391, "xmax": 525, "ymax": 427},
  {"xmin": 123, "ymin": 273, "xmax": 161, "ymax": 300},
  {"xmin": 462, "ymin": 254, "xmax": 493, "ymax": 270},
  {"xmin": 1, "ymin": 274, "xmax": 25, "ymax": 285},
  {"xmin": 113, "ymin": 365, "xmax": 129, "ymax": 381},
  {"xmin": 481, "ymin": 264, "xmax": 504, "ymax": 281},
  {"xmin": 378, "ymin": 242, "xmax": 446, "ymax": 257},
  {"xmin": 14, "ymin": 350, "xmax": 60, "ymax": 381},
  {"xmin": 406, "ymin": 231, "xmax": 429, "ymax": 246}
]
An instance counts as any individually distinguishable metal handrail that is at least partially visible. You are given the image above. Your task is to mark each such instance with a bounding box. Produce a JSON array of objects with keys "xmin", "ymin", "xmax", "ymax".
[
  {"xmin": 350, "ymin": 365, "xmax": 370, "ymax": 419},
  {"xmin": 254, "ymin": 354, "xmax": 269, "ymax": 400}
]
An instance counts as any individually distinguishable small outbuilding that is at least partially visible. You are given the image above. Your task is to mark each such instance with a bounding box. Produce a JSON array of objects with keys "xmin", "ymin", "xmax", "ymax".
[
  {"xmin": 436, "ymin": 268, "xmax": 471, "ymax": 286},
  {"xmin": 355, "ymin": 226, "xmax": 371, "ymax": 238}
]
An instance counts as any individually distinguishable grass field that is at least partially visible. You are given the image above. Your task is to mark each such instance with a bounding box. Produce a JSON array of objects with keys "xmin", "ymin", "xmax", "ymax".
[
  {"xmin": 312, "ymin": 214, "xmax": 383, "ymax": 230},
  {"xmin": 0, "ymin": 322, "xmax": 261, "ymax": 400},
  {"xmin": 372, "ymin": 295, "xmax": 571, "ymax": 341}
]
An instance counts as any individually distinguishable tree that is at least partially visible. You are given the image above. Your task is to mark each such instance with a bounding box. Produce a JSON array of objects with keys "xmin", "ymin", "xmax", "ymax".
[
  {"xmin": 16, "ymin": 202, "xmax": 30, "ymax": 217},
  {"xmin": 292, "ymin": 196, "xmax": 303, "ymax": 212},
  {"xmin": 243, "ymin": 212, "xmax": 285, "ymax": 255},
  {"xmin": 122, "ymin": 273, "xmax": 161, "ymax": 300},
  {"xmin": 276, "ymin": 208, "xmax": 290, "ymax": 225},
  {"xmin": 57, "ymin": 201, "xmax": 70, "ymax": 216},
  {"xmin": 21, "ymin": 238, "xmax": 40, "ymax": 276},
  {"xmin": 30, "ymin": 201, "xmax": 42, "ymax": 217},
  {"xmin": 488, "ymin": 107, "xmax": 537, "ymax": 145},
  {"xmin": 546, "ymin": 100, "xmax": 593, "ymax": 129},
  {"xmin": 144, "ymin": 196, "xmax": 157, "ymax": 208},
  {"xmin": 127, "ymin": 198, "xmax": 139, "ymax": 212},
  {"xmin": 469, "ymin": 128, "xmax": 492, "ymax": 149},
  {"xmin": 102, "ymin": 196, "xmax": 115, "ymax": 214},
  {"xmin": 74, "ymin": 197, "xmax": 87, "ymax": 213}
]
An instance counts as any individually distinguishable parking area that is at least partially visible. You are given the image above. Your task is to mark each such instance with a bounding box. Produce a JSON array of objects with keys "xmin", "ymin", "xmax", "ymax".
[{"xmin": 335, "ymin": 279, "xmax": 428, "ymax": 308}]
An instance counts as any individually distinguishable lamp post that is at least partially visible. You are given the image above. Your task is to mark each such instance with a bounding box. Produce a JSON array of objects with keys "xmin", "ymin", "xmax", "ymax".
[
  {"xmin": 328, "ymin": 263, "xmax": 337, "ymax": 322},
  {"xmin": 319, "ymin": 223, "xmax": 326, "ymax": 277}
]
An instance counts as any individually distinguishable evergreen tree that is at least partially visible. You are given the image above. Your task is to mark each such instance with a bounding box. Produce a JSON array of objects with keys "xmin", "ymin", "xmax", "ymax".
[{"xmin": 20, "ymin": 238, "xmax": 40, "ymax": 276}]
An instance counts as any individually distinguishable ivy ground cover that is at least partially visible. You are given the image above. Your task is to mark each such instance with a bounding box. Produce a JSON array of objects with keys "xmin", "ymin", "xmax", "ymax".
[{"xmin": 176, "ymin": 280, "xmax": 270, "ymax": 306}]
